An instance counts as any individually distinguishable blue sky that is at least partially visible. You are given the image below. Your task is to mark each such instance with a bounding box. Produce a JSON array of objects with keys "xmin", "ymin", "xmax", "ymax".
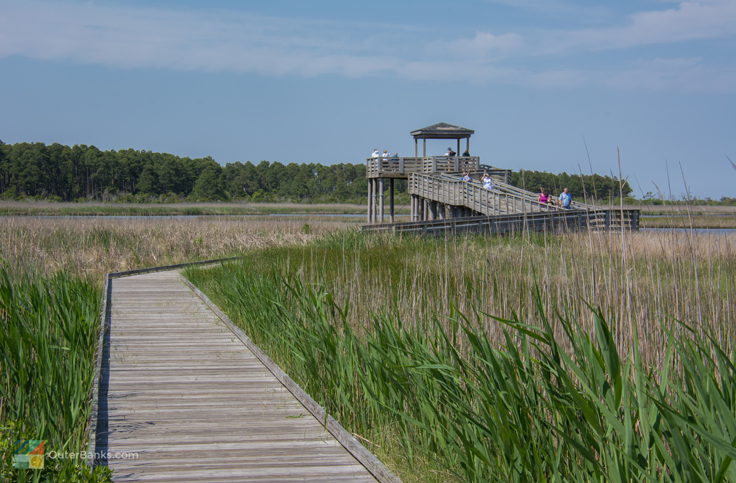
[{"xmin": 1, "ymin": 0, "xmax": 734, "ymax": 198}]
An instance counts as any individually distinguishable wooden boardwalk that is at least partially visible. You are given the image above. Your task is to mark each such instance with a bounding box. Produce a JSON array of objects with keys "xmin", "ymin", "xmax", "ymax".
[{"xmin": 94, "ymin": 270, "xmax": 383, "ymax": 482}]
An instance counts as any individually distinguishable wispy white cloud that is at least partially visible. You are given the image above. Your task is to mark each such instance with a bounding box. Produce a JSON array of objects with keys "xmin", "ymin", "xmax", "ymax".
[
  {"xmin": 0, "ymin": 0, "xmax": 734, "ymax": 92},
  {"xmin": 431, "ymin": 32, "xmax": 523, "ymax": 60},
  {"xmin": 0, "ymin": 1, "xmax": 408, "ymax": 77},
  {"xmin": 544, "ymin": 0, "xmax": 736, "ymax": 53},
  {"xmin": 602, "ymin": 57, "xmax": 736, "ymax": 93},
  {"xmin": 482, "ymin": 0, "xmax": 609, "ymax": 18}
]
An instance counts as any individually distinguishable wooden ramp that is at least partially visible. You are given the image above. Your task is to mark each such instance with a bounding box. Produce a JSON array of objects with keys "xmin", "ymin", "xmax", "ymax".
[{"xmin": 96, "ymin": 270, "xmax": 381, "ymax": 482}]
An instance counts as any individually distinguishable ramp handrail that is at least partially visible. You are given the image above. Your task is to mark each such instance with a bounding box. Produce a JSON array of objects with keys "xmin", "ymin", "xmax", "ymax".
[{"xmin": 411, "ymin": 172, "xmax": 560, "ymax": 216}]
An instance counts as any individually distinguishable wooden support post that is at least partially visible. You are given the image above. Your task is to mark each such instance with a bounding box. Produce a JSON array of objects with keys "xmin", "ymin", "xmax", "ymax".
[
  {"xmin": 389, "ymin": 178, "xmax": 395, "ymax": 223},
  {"xmin": 378, "ymin": 178, "xmax": 384, "ymax": 223},
  {"xmin": 367, "ymin": 179, "xmax": 373, "ymax": 224}
]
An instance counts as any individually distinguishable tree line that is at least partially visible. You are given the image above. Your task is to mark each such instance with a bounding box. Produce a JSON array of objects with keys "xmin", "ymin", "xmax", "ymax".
[
  {"xmin": 510, "ymin": 169, "xmax": 632, "ymax": 201},
  {"xmin": 0, "ymin": 141, "xmax": 630, "ymax": 202}
]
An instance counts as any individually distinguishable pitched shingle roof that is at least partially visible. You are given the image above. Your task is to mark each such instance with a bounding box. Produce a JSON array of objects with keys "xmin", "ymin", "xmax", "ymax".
[{"xmin": 410, "ymin": 122, "xmax": 474, "ymax": 139}]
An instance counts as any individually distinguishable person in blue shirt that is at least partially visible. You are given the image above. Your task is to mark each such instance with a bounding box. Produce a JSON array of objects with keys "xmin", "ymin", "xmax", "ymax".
[{"xmin": 558, "ymin": 187, "xmax": 572, "ymax": 209}]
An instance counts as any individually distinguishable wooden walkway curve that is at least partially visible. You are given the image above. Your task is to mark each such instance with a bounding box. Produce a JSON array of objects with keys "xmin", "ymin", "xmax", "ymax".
[{"xmin": 92, "ymin": 269, "xmax": 392, "ymax": 482}]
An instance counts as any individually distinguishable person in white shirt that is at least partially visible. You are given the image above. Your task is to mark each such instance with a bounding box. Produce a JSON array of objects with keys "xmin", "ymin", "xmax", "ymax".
[
  {"xmin": 371, "ymin": 149, "xmax": 380, "ymax": 158},
  {"xmin": 482, "ymin": 172, "xmax": 494, "ymax": 190}
]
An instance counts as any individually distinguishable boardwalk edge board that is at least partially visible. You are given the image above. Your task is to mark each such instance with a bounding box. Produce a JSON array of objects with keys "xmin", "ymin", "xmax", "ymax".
[
  {"xmin": 85, "ymin": 257, "xmax": 401, "ymax": 483},
  {"xmin": 183, "ymin": 278, "xmax": 402, "ymax": 483},
  {"xmin": 86, "ymin": 273, "xmax": 111, "ymax": 466}
]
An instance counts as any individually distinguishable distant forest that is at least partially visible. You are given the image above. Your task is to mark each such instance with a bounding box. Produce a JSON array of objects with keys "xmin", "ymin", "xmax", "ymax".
[{"xmin": 0, "ymin": 141, "xmax": 631, "ymax": 202}]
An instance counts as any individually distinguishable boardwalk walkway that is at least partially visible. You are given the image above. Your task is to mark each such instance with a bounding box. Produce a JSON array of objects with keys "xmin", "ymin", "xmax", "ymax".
[{"xmin": 95, "ymin": 270, "xmax": 381, "ymax": 482}]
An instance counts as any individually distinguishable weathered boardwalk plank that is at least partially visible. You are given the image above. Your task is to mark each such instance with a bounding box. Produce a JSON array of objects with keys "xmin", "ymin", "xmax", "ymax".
[{"xmin": 98, "ymin": 270, "xmax": 380, "ymax": 482}]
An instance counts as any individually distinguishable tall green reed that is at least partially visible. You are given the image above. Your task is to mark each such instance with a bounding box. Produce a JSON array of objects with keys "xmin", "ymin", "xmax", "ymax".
[
  {"xmin": 186, "ymin": 233, "xmax": 736, "ymax": 482},
  {"xmin": 0, "ymin": 266, "xmax": 108, "ymax": 482}
]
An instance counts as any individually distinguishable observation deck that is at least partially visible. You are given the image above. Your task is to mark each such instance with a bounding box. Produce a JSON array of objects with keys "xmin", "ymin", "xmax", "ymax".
[{"xmin": 366, "ymin": 156, "xmax": 480, "ymax": 179}]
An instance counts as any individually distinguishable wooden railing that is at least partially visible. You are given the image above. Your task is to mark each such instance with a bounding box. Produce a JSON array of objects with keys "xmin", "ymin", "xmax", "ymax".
[
  {"xmin": 363, "ymin": 209, "xmax": 640, "ymax": 235},
  {"xmin": 494, "ymin": 180, "xmax": 596, "ymax": 210},
  {"xmin": 410, "ymin": 173, "xmax": 560, "ymax": 216},
  {"xmin": 587, "ymin": 209, "xmax": 640, "ymax": 230},
  {"xmin": 366, "ymin": 156, "xmax": 480, "ymax": 178},
  {"xmin": 478, "ymin": 164, "xmax": 512, "ymax": 184}
]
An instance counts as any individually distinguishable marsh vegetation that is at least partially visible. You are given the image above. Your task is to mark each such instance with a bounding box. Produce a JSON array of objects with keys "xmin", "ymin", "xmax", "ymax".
[
  {"xmin": 3, "ymin": 212, "xmax": 735, "ymax": 481},
  {"xmin": 186, "ymin": 230, "xmax": 736, "ymax": 481},
  {"xmin": 0, "ymin": 216, "xmax": 353, "ymax": 481}
]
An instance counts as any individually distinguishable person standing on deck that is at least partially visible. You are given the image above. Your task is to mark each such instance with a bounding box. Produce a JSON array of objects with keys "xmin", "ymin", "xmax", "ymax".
[
  {"xmin": 371, "ymin": 148, "xmax": 380, "ymax": 158},
  {"xmin": 482, "ymin": 172, "xmax": 494, "ymax": 190},
  {"xmin": 538, "ymin": 188, "xmax": 549, "ymax": 204},
  {"xmin": 462, "ymin": 171, "xmax": 471, "ymax": 182},
  {"xmin": 559, "ymin": 187, "xmax": 572, "ymax": 209}
]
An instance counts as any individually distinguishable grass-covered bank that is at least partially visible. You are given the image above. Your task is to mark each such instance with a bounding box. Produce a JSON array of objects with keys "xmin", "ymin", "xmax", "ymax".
[
  {"xmin": 0, "ymin": 267, "xmax": 109, "ymax": 482},
  {"xmin": 185, "ymin": 231, "xmax": 736, "ymax": 481},
  {"xmin": 640, "ymin": 214, "xmax": 736, "ymax": 229}
]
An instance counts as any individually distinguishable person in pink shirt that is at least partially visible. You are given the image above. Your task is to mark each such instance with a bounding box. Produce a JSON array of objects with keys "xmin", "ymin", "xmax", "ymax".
[{"xmin": 538, "ymin": 188, "xmax": 549, "ymax": 204}]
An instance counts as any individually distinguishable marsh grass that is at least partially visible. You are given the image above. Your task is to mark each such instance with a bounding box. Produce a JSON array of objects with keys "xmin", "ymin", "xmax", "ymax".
[
  {"xmin": 0, "ymin": 217, "xmax": 354, "ymax": 280},
  {"xmin": 641, "ymin": 215, "xmax": 736, "ymax": 229},
  {"xmin": 0, "ymin": 216, "xmax": 353, "ymax": 481},
  {"xmin": 186, "ymin": 229, "xmax": 736, "ymax": 481},
  {"xmin": 0, "ymin": 201, "xmax": 410, "ymax": 216},
  {"xmin": 191, "ymin": 230, "xmax": 734, "ymax": 367},
  {"xmin": 0, "ymin": 266, "xmax": 110, "ymax": 482}
]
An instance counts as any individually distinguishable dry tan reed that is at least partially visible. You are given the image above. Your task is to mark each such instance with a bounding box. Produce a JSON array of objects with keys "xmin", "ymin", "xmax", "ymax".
[
  {"xmin": 0, "ymin": 216, "xmax": 355, "ymax": 280},
  {"xmin": 289, "ymin": 230, "xmax": 736, "ymax": 368}
]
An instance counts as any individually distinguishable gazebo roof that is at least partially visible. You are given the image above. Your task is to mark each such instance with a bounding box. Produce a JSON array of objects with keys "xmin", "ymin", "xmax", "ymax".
[{"xmin": 410, "ymin": 122, "xmax": 474, "ymax": 140}]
